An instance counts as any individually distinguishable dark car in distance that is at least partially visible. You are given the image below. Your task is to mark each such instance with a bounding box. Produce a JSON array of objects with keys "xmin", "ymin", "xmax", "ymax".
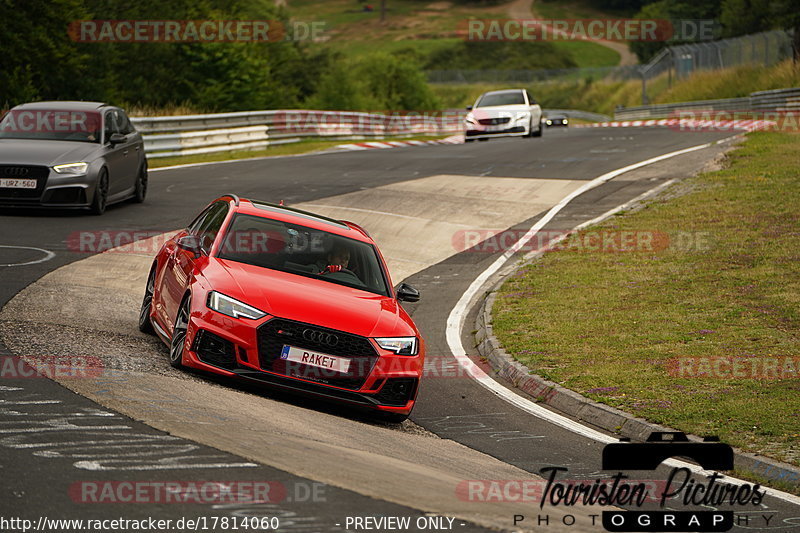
[
  {"xmin": 0, "ymin": 101, "xmax": 147, "ymax": 214},
  {"xmin": 544, "ymin": 114, "xmax": 569, "ymax": 127}
]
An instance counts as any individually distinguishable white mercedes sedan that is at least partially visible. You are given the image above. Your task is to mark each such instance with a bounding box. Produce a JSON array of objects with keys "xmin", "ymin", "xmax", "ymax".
[{"xmin": 464, "ymin": 89, "xmax": 543, "ymax": 142}]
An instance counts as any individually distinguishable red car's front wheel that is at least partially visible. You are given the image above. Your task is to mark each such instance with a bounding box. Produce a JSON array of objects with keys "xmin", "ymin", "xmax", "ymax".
[
  {"xmin": 138, "ymin": 266, "xmax": 156, "ymax": 334},
  {"xmin": 169, "ymin": 296, "xmax": 191, "ymax": 368}
]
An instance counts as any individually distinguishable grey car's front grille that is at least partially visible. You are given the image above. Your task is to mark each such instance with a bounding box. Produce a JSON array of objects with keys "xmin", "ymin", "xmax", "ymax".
[{"xmin": 0, "ymin": 165, "xmax": 49, "ymax": 199}]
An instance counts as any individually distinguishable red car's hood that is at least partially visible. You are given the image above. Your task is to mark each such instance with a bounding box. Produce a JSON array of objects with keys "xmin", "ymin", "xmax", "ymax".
[{"xmin": 204, "ymin": 258, "xmax": 415, "ymax": 338}]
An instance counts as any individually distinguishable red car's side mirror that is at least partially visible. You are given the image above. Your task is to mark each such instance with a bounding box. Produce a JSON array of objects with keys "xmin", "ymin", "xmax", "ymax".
[{"xmin": 176, "ymin": 235, "xmax": 202, "ymax": 258}]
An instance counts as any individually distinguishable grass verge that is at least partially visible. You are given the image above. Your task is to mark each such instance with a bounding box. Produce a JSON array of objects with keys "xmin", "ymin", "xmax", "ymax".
[
  {"xmin": 491, "ymin": 131, "xmax": 800, "ymax": 465},
  {"xmin": 148, "ymin": 134, "xmax": 452, "ymax": 168}
]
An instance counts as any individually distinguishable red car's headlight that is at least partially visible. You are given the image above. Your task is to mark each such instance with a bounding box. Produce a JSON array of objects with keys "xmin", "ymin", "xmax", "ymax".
[
  {"xmin": 206, "ymin": 291, "xmax": 266, "ymax": 320},
  {"xmin": 374, "ymin": 337, "xmax": 418, "ymax": 356}
]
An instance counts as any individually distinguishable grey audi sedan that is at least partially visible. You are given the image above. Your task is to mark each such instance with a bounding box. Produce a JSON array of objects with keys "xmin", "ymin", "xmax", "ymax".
[{"xmin": 0, "ymin": 101, "xmax": 147, "ymax": 215}]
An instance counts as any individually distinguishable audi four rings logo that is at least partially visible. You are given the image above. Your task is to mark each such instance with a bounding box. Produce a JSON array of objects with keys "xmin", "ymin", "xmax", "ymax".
[
  {"xmin": 302, "ymin": 329, "xmax": 339, "ymax": 347},
  {"xmin": 2, "ymin": 167, "xmax": 29, "ymax": 177}
]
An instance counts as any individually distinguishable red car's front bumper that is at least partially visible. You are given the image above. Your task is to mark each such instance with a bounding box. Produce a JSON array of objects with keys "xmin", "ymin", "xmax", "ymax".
[{"xmin": 178, "ymin": 305, "xmax": 423, "ymax": 416}]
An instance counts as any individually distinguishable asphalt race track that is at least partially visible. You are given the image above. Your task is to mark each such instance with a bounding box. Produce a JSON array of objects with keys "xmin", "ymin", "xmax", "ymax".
[{"xmin": 2, "ymin": 127, "xmax": 797, "ymax": 532}]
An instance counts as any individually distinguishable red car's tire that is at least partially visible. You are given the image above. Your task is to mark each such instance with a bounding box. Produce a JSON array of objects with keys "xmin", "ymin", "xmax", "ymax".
[
  {"xmin": 138, "ymin": 265, "xmax": 156, "ymax": 334},
  {"xmin": 377, "ymin": 412, "xmax": 409, "ymax": 424},
  {"xmin": 169, "ymin": 296, "xmax": 191, "ymax": 369}
]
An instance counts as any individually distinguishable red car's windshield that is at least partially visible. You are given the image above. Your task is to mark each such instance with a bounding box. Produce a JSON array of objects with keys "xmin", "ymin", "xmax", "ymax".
[{"xmin": 217, "ymin": 213, "xmax": 391, "ymax": 297}]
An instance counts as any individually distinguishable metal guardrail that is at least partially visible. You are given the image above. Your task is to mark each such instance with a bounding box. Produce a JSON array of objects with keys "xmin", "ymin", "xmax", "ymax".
[
  {"xmin": 614, "ymin": 87, "xmax": 800, "ymax": 120},
  {"xmin": 132, "ymin": 107, "xmax": 612, "ymax": 158},
  {"xmin": 131, "ymin": 110, "xmax": 465, "ymax": 158}
]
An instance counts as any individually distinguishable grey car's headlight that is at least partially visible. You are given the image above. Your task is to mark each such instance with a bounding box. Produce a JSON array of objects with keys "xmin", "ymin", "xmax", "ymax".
[
  {"xmin": 207, "ymin": 291, "xmax": 266, "ymax": 320},
  {"xmin": 375, "ymin": 337, "xmax": 418, "ymax": 356},
  {"xmin": 52, "ymin": 162, "xmax": 89, "ymax": 175}
]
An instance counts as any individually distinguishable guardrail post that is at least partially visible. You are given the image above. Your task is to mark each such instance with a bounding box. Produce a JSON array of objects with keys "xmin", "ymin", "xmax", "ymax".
[
  {"xmin": 764, "ymin": 33, "xmax": 770, "ymax": 64},
  {"xmin": 640, "ymin": 67, "xmax": 649, "ymax": 106}
]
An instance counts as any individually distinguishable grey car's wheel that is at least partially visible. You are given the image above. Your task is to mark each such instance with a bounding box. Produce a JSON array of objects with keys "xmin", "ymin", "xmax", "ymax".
[
  {"xmin": 133, "ymin": 163, "xmax": 147, "ymax": 203},
  {"xmin": 138, "ymin": 266, "xmax": 156, "ymax": 334},
  {"xmin": 169, "ymin": 296, "xmax": 190, "ymax": 368},
  {"xmin": 90, "ymin": 169, "xmax": 109, "ymax": 215}
]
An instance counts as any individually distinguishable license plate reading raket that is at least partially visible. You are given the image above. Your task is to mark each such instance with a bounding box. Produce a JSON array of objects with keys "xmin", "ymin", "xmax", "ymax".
[
  {"xmin": 0, "ymin": 178, "xmax": 36, "ymax": 189},
  {"xmin": 280, "ymin": 345, "xmax": 351, "ymax": 373}
]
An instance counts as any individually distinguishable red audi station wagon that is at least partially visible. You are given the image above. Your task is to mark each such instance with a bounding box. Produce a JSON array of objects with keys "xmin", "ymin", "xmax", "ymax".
[{"xmin": 139, "ymin": 195, "xmax": 424, "ymax": 422}]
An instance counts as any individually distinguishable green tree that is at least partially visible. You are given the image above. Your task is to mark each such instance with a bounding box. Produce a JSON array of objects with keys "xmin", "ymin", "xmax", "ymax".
[
  {"xmin": 0, "ymin": 0, "xmax": 94, "ymax": 106},
  {"xmin": 720, "ymin": 0, "xmax": 773, "ymax": 38},
  {"xmin": 629, "ymin": 0, "xmax": 722, "ymax": 63},
  {"xmin": 354, "ymin": 54, "xmax": 440, "ymax": 110}
]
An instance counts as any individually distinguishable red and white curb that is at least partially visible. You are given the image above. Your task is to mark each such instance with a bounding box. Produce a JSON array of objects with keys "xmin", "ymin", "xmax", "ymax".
[
  {"xmin": 576, "ymin": 118, "xmax": 776, "ymax": 132},
  {"xmin": 334, "ymin": 118, "xmax": 776, "ymax": 152},
  {"xmin": 336, "ymin": 135, "xmax": 464, "ymax": 150}
]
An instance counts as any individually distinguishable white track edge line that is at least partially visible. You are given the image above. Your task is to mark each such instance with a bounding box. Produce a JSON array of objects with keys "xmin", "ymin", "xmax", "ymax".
[{"xmin": 445, "ymin": 141, "xmax": 800, "ymax": 506}]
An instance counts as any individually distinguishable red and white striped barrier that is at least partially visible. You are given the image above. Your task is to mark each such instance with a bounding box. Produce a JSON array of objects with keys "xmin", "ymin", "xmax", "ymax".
[
  {"xmin": 337, "ymin": 135, "xmax": 464, "ymax": 150},
  {"xmin": 575, "ymin": 118, "xmax": 776, "ymax": 132}
]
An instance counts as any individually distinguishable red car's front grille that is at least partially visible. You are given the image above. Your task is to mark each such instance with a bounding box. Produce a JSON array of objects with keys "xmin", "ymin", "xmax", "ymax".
[{"xmin": 256, "ymin": 318, "xmax": 379, "ymax": 390}]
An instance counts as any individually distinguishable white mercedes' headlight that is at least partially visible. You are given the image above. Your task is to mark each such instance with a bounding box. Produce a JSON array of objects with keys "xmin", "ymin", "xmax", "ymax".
[
  {"xmin": 514, "ymin": 112, "xmax": 531, "ymax": 123},
  {"xmin": 52, "ymin": 162, "xmax": 89, "ymax": 175},
  {"xmin": 207, "ymin": 291, "xmax": 266, "ymax": 320},
  {"xmin": 375, "ymin": 337, "xmax": 418, "ymax": 356},
  {"xmin": 465, "ymin": 114, "xmax": 476, "ymax": 125}
]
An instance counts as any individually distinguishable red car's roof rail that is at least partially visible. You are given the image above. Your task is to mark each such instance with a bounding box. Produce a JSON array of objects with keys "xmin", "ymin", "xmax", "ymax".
[
  {"xmin": 221, "ymin": 193, "xmax": 240, "ymax": 206},
  {"xmin": 341, "ymin": 220, "xmax": 371, "ymax": 238}
]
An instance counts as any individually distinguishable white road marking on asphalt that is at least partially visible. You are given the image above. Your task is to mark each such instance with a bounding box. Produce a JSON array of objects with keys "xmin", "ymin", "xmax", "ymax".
[
  {"xmin": 446, "ymin": 141, "xmax": 800, "ymax": 507},
  {"xmin": 75, "ymin": 458, "xmax": 259, "ymax": 471},
  {"xmin": 0, "ymin": 387, "xmax": 259, "ymax": 470},
  {"xmin": 0, "ymin": 400, "xmax": 62, "ymax": 405},
  {"xmin": 0, "ymin": 245, "xmax": 55, "ymax": 267}
]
